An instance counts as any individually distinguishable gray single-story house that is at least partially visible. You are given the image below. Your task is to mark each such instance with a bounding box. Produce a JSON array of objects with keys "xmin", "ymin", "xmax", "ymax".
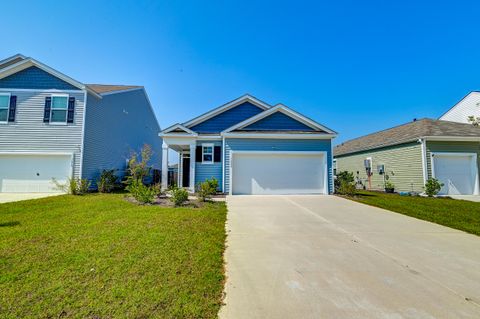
[
  {"xmin": 160, "ymin": 94, "xmax": 337, "ymax": 195},
  {"xmin": 334, "ymin": 118, "xmax": 480, "ymax": 195},
  {"xmin": 0, "ymin": 54, "xmax": 162, "ymax": 193}
]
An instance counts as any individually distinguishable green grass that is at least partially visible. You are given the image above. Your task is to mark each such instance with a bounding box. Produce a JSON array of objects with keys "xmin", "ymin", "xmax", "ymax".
[
  {"xmin": 0, "ymin": 193, "xmax": 227, "ymax": 319},
  {"xmin": 346, "ymin": 191, "xmax": 480, "ymax": 236}
]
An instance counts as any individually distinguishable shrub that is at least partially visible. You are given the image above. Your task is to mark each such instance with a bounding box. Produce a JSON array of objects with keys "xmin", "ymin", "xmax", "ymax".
[
  {"xmin": 53, "ymin": 178, "xmax": 91, "ymax": 195},
  {"xmin": 196, "ymin": 177, "xmax": 219, "ymax": 202},
  {"xmin": 97, "ymin": 169, "xmax": 117, "ymax": 193},
  {"xmin": 425, "ymin": 178, "xmax": 444, "ymax": 197},
  {"xmin": 337, "ymin": 180, "xmax": 356, "ymax": 196},
  {"xmin": 384, "ymin": 180, "xmax": 395, "ymax": 192},
  {"xmin": 171, "ymin": 187, "xmax": 189, "ymax": 206},
  {"xmin": 335, "ymin": 171, "xmax": 354, "ymax": 192},
  {"xmin": 127, "ymin": 179, "xmax": 159, "ymax": 204},
  {"xmin": 124, "ymin": 144, "xmax": 153, "ymax": 187}
]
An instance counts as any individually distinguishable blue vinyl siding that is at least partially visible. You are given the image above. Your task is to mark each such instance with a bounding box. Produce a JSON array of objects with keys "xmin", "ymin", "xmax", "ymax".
[
  {"xmin": 224, "ymin": 138, "xmax": 333, "ymax": 194},
  {"xmin": 82, "ymin": 89, "xmax": 162, "ymax": 185},
  {"xmin": 189, "ymin": 102, "xmax": 264, "ymax": 133},
  {"xmin": 241, "ymin": 112, "xmax": 315, "ymax": 131},
  {"xmin": 0, "ymin": 66, "xmax": 80, "ymax": 90},
  {"xmin": 195, "ymin": 140, "xmax": 223, "ymax": 191}
]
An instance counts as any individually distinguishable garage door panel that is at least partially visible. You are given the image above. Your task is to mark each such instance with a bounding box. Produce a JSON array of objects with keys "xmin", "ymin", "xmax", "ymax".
[
  {"xmin": 232, "ymin": 152, "xmax": 326, "ymax": 195},
  {"xmin": 0, "ymin": 155, "xmax": 72, "ymax": 193},
  {"xmin": 433, "ymin": 154, "xmax": 477, "ymax": 195}
]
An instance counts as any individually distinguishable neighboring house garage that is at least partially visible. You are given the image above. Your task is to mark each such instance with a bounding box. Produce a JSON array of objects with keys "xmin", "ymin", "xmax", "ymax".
[
  {"xmin": 0, "ymin": 153, "xmax": 72, "ymax": 193},
  {"xmin": 334, "ymin": 119, "xmax": 480, "ymax": 195}
]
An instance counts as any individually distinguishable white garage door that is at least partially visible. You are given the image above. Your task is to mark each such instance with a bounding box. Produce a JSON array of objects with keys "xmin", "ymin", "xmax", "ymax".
[
  {"xmin": 231, "ymin": 152, "xmax": 327, "ymax": 195},
  {"xmin": 0, "ymin": 154, "xmax": 72, "ymax": 193},
  {"xmin": 432, "ymin": 153, "xmax": 478, "ymax": 195}
]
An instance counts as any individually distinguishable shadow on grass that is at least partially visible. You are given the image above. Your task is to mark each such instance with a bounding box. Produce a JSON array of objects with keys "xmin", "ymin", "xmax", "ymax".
[{"xmin": 0, "ymin": 221, "xmax": 20, "ymax": 227}]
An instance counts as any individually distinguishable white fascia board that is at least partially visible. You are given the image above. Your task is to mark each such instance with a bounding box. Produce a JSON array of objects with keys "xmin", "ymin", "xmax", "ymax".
[
  {"xmin": 0, "ymin": 54, "xmax": 26, "ymax": 69},
  {"xmin": 423, "ymin": 136, "xmax": 480, "ymax": 142},
  {"xmin": 222, "ymin": 132, "xmax": 336, "ymax": 139},
  {"xmin": 182, "ymin": 94, "xmax": 271, "ymax": 128},
  {"xmin": 99, "ymin": 87, "xmax": 144, "ymax": 96},
  {"xmin": 0, "ymin": 58, "xmax": 103, "ymax": 99},
  {"xmin": 222, "ymin": 104, "xmax": 337, "ymax": 134},
  {"xmin": 161, "ymin": 123, "xmax": 198, "ymax": 135}
]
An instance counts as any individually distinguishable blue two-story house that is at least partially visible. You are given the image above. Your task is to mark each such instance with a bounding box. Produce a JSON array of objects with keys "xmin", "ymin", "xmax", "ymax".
[
  {"xmin": 0, "ymin": 54, "xmax": 162, "ymax": 193},
  {"xmin": 159, "ymin": 95, "xmax": 336, "ymax": 195}
]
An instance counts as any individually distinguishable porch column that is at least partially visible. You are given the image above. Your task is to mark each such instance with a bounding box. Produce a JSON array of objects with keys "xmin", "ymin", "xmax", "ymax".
[
  {"xmin": 178, "ymin": 152, "xmax": 182, "ymax": 187},
  {"xmin": 189, "ymin": 143, "xmax": 196, "ymax": 192},
  {"xmin": 161, "ymin": 142, "xmax": 169, "ymax": 190}
]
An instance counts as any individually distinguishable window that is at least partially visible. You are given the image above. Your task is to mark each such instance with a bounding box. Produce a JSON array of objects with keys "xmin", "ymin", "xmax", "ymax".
[
  {"xmin": 0, "ymin": 93, "xmax": 10, "ymax": 123},
  {"xmin": 50, "ymin": 95, "xmax": 69, "ymax": 123},
  {"xmin": 202, "ymin": 144, "xmax": 214, "ymax": 164}
]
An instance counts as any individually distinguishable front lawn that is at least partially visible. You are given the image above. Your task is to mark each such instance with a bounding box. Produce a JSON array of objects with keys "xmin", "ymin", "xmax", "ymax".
[
  {"xmin": 0, "ymin": 193, "xmax": 227, "ymax": 318},
  {"xmin": 346, "ymin": 191, "xmax": 480, "ymax": 236}
]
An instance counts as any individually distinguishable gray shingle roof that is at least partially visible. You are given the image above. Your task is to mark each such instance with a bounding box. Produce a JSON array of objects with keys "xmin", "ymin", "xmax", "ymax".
[
  {"xmin": 86, "ymin": 84, "xmax": 142, "ymax": 94},
  {"xmin": 334, "ymin": 118, "xmax": 480, "ymax": 157}
]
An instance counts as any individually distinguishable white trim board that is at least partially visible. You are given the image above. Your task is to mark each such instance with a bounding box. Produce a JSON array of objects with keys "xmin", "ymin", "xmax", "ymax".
[
  {"xmin": 160, "ymin": 123, "xmax": 198, "ymax": 136},
  {"xmin": 0, "ymin": 57, "xmax": 102, "ymax": 99},
  {"xmin": 222, "ymin": 133, "xmax": 336, "ymax": 139},
  {"xmin": 228, "ymin": 150, "xmax": 328, "ymax": 195},
  {"xmin": 182, "ymin": 94, "xmax": 271, "ymax": 128}
]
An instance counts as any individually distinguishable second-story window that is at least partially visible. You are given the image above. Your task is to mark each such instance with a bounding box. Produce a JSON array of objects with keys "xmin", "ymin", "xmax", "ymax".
[
  {"xmin": 0, "ymin": 93, "xmax": 10, "ymax": 123},
  {"xmin": 50, "ymin": 95, "xmax": 69, "ymax": 123}
]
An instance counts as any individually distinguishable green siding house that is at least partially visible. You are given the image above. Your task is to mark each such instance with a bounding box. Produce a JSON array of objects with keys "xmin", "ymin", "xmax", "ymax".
[{"xmin": 334, "ymin": 119, "xmax": 480, "ymax": 195}]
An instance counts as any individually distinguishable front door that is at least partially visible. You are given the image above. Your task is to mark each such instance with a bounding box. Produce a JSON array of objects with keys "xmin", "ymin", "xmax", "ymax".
[{"xmin": 182, "ymin": 156, "xmax": 190, "ymax": 187}]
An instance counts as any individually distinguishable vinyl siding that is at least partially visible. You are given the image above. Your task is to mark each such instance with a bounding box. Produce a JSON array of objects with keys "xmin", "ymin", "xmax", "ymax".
[
  {"xmin": 0, "ymin": 89, "xmax": 86, "ymax": 179},
  {"xmin": 426, "ymin": 141, "xmax": 480, "ymax": 179},
  {"xmin": 189, "ymin": 102, "xmax": 264, "ymax": 133},
  {"xmin": 82, "ymin": 89, "xmax": 162, "ymax": 184},
  {"xmin": 0, "ymin": 66, "xmax": 80, "ymax": 90},
  {"xmin": 195, "ymin": 140, "xmax": 222, "ymax": 190},
  {"xmin": 335, "ymin": 142, "xmax": 424, "ymax": 192},
  {"xmin": 440, "ymin": 92, "xmax": 480, "ymax": 124},
  {"xmin": 242, "ymin": 112, "xmax": 315, "ymax": 131},
  {"xmin": 224, "ymin": 138, "xmax": 333, "ymax": 194}
]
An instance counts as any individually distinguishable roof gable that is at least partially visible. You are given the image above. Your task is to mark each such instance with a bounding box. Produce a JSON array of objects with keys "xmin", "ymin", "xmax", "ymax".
[
  {"xmin": 223, "ymin": 104, "xmax": 336, "ymax": 135},
  {"xmin": 0, "ymin": 54, "xmax": 26, "ymax": 71},
  {"xmin": 188, "ymin": 101, "xmax": 265, "ymax": 133},
  {"xmin": 160, "ymin": 123, "xmax": 198, "ymax": 136},
  {"xmin": 0, "ymin": 66, "xmax": 80, "ymax": 90},
  {"xmin": 240, "ymin": 111, "xmax": 316, "ymax": 132}
]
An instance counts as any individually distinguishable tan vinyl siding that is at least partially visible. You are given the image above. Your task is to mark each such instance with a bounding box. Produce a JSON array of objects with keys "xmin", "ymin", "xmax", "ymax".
[
  {"xmin": 426, "ymin": 141, "xmax": 480, "ymax": 179},
  {"xmin": 0, "ymin": 89, "xmax": 85, "ymax": 179},
  {"xmin": 335, "ymin": 142, "xmax": 424, "ymax": 192}
]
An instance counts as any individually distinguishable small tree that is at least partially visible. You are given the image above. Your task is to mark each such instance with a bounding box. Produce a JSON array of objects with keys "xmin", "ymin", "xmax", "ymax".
[
  {"xmin": 125, "ymin": 144, "xmax": 153, "ymax": 187},
  {"xmin": 424, "ymin": 178, "xmax": 443, "ymax": 197}
]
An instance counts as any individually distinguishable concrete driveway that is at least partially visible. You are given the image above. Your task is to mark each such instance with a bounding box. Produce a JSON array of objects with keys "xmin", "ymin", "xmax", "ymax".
[
  {"xmin": 220, "ymin": 195, "xmax": 480, "ymax": 319},
  {"xmin": 0, "ymin": 193, "xmax": 60, "ymax": 204}
]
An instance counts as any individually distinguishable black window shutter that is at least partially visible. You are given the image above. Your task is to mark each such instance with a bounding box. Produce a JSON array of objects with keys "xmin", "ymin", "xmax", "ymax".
[
  {"xmin": 43, "ymin": 96, "xmax": 51, "ymax": 123},
  {"xmin": 195, "ymin": 146, "xmax": 202, "ymax": 162},
  {"xmin": 8, "ymin": 96, "xmax": 17, "ymax": 122},
  {"xmin": 214, "ymin": 146, "xmax": 221, "ymax": 162},
  {"xmin": 67, "ymin": 97, "xmax": 75, "ymax": 123}
]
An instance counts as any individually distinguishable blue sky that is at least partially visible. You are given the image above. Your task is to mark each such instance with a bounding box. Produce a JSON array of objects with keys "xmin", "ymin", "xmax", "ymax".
[{"xmin": 1, "ymin": 0, "xmax": 480, "ymax": 144}]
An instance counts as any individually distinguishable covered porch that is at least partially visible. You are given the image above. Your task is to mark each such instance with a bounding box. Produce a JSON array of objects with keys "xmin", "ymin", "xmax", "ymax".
[{"xmin": 159, "ymin": 124, "xmax": 199, "ymax": 192}]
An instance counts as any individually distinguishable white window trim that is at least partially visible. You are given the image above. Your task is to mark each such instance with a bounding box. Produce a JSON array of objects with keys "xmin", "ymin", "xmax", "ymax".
[
  {"xmin": 202, "ymin": 143, "xmax": 214, "ymax": 164},
  {"xmin": 49, "ymin": 94, "xmax": 69, "ymax": 125},
  {"xmin": 0, "ymin": 92, "xmax": 11, "ymax": 124}
]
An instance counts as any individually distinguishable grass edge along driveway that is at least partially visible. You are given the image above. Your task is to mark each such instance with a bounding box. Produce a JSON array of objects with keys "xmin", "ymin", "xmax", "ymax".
[
  {"xmin": 344, "ymin": 191, "xmax": 480, "ymax": 236},
  {"xmin": 0, "ymin": 193, "xmax": 227, "ymax": 319}
]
